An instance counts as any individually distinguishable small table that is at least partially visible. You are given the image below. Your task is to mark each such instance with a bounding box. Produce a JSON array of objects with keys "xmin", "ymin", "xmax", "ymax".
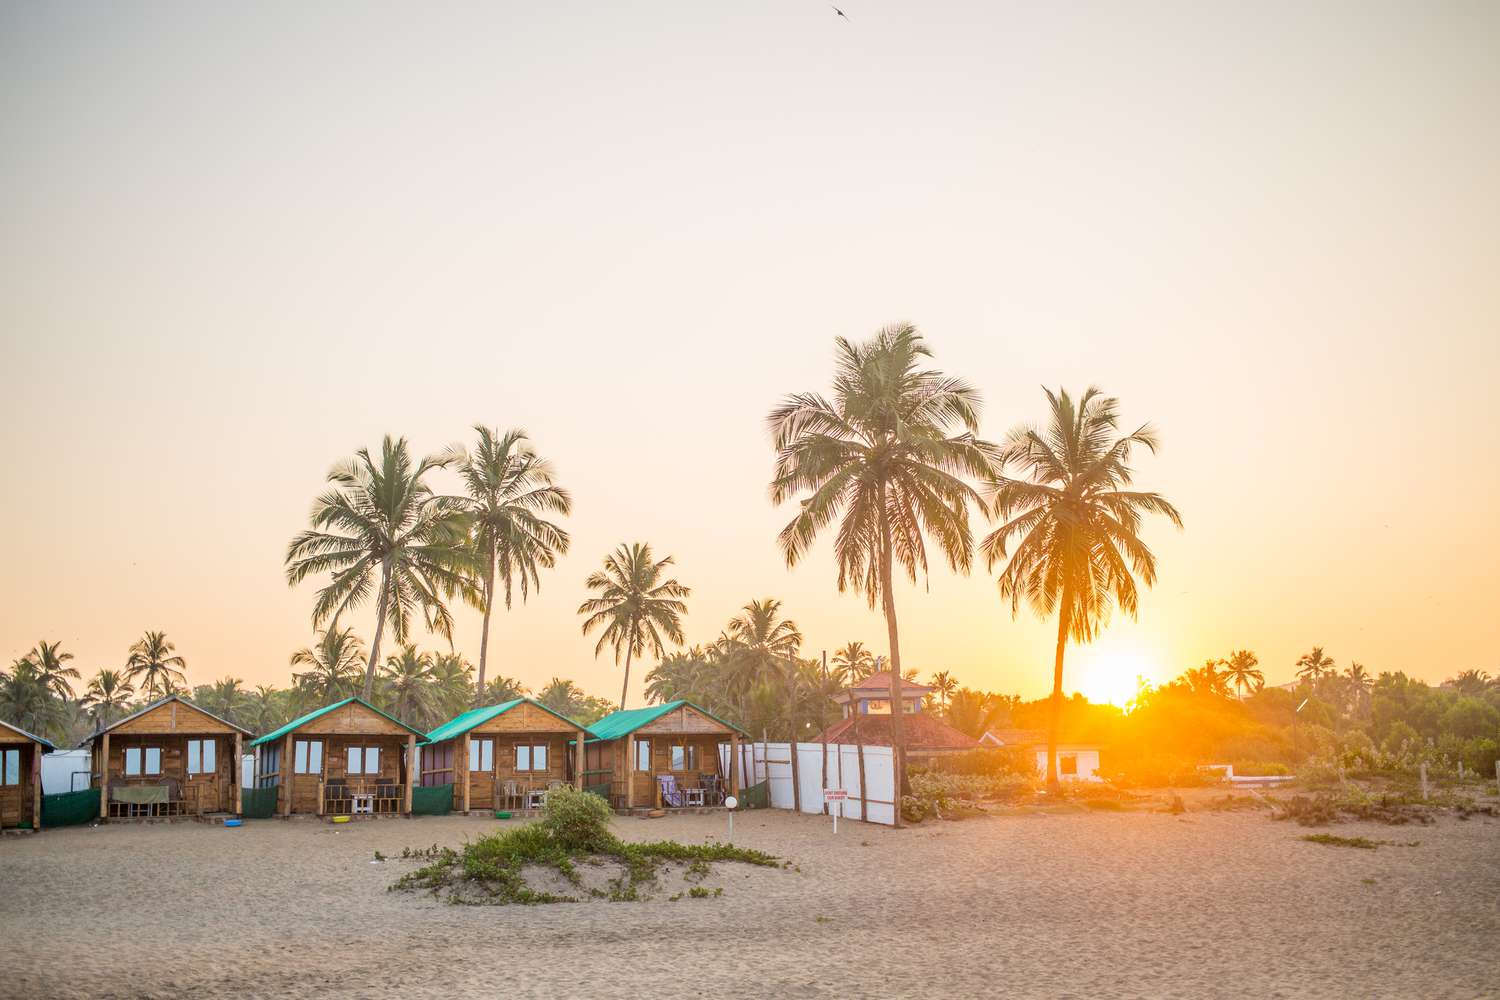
[
  {"xmin": 352, "ymin": 794, "xmax": 374, "ymax": 815},
  {"xmin": 683, "ymin": 787, "xmax": 706, "ymax": 807}
]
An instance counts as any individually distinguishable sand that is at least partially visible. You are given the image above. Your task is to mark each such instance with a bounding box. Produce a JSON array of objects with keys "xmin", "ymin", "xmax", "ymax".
[{"xmin": 2, "ymin": 805, "xmax": 1497, "ymax": 999}]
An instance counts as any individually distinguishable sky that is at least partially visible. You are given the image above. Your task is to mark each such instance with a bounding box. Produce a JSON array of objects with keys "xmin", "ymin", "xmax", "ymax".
[{"xmin": 2, "ymin": 1, "xmax": 1497, "ymax": 707}]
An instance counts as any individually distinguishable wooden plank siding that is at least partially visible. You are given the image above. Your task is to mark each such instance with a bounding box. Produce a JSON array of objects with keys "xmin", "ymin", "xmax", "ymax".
[
  {"xmin": 86, "ymin": 700, "xmax": 244, "ymax": 818},
  {"xmin": 598, "ymin": 706, "xmax": 738, "ymax": 808},
  {"xmin": 273, "ymin": 702, "xmax": 416, "ymax": 816},
  {"xmin": 0, "ymin": 732, "xmax": 42, "ymax": 829},
  {"xmin": 422, "ymin": 702, "xmax": 589, "ymax": 813}
]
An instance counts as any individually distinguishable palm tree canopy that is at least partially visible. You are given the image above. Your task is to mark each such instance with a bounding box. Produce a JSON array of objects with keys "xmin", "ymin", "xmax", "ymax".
[
  {"xmin": 981, "ymin": 387, "xmax": 1183, "ymax": 642},
  {"xmin": 1219, "ymin": 649, "xmax": 1264, "ymax": 694},
  {"xmin": 290, "ymin": 627, "xmax": 366, "ymax": 703},
  {"xmin": 376, "ymin": 644, "xmax": 438, "ymax": 730},
  {"xmin": 768, "ymin": 324, "xmax": 997, "ymax": 602},
  {"xmin": 27, "ymin": 640, "xmax": 81, "ymax": 700},
  {"xmin": 1295, "ymin": 646, "xmax": 1336, "ymax": 680},
  {"xmin": 577, "ymin": 543, "xmax": 690, "ymax": 663},
  {"xmin": 285, "ymin": 435, "xmax": 482, "ymax": 662},
  {"xmin": 449, "ymin": 426, "xmax": 572, "ymax": 610},
  {"xmin": 830, "ymin": 641, "xmax": 877, "ymax": 683},
  {"xmin": 124, "ymin": 631, "xmax": 188, "ymax": 699}
]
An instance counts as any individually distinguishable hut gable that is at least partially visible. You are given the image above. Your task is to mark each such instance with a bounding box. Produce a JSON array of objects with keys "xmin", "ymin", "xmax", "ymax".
[
  {"xmin": 0, "ymin": 719, "xmax": 55, "ymax": 749},
  {"xmin": 290, "ymin": 700, "xmax": 411, "ymax": 738},
  {"xmin": 113, "ymin": 698, "xmax": 238, "ymax": 737},
  {"xmin": 635, "ymin": 704, "xmax": 730, "ymax": 736},
  {"xmin": 472, "ymin": 700, "xmax": 582, "ymax": 735}
]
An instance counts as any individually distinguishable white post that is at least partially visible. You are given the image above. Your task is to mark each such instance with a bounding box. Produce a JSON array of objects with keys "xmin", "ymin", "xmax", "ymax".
[
  {"xmin": 1495, "ymin": 760, "xmax": 1500, "ymax": 796},
  {"xmin": 1419, "ymin": 762, "xmax": 1429, "ymax": 800}
]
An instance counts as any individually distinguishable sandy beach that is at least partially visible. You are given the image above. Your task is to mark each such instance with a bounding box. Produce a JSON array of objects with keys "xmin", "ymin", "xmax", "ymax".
[{"xmin": 2, "ymin": 805, "xmax": 1497, "ymax": 1000}]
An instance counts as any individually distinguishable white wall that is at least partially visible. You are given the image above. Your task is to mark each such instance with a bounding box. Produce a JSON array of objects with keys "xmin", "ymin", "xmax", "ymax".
[
  {"xmin": 41, "ymin": 749, "xmax": 92, "ymax": 794},
  {"xmin": 1033, "ymin": 748, "xmax": 1103, "ymax": 782},
  {"xmin": 724, "ymin": 741, "xmax": 896, "ymax": 826}
]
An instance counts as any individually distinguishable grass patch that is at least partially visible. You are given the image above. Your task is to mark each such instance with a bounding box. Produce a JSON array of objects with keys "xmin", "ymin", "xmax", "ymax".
[
  {"xmin": 391, "ymin": 786, "xmax": 778, "ymax": 906},
  {"xmin": 1300, "ymin": 833, "xmax": 1422, "ymax": 850}
]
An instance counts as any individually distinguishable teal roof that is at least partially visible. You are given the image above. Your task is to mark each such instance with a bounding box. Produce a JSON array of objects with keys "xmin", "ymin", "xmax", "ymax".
[
  {"xmin": 586, "ymin": 700, "xmax": 747, "ymax": 741},
  {"xmin": 249, "ymin": 697, "xmax": 424, "ymax": 747},
  {"xmin": 421, "ymin": 698, "xmax": 585, "ymax": 745}
]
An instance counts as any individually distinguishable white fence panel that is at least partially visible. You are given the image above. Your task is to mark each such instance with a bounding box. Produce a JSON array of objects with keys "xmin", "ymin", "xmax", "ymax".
[
  {"xmin": 737, "ymin": 741, "xmax": 894, "ymax": 826},
  {"xmin": 42, "ymin": 749, "xmax": 92, "ymax": 794}
]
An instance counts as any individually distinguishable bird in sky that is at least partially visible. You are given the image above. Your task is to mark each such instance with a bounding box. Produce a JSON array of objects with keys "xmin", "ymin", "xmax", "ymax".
[{"xmin": 832, "ymin": 5, "xmax": 849, "ymax": 20}]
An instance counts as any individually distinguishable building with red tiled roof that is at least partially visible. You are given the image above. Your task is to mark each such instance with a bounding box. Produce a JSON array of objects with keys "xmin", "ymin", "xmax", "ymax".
[
  {"xmin": 831, "ymin": 670, "xmax": 932, "ymax": 718},
  {"xmin": 811, "ymin": 713, "xmax": 980, "ymax": 752}
]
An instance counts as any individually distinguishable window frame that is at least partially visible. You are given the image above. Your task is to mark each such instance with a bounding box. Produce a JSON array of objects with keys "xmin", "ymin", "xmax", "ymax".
[
  {"xmin": 669, "ymin": 743, "xmax": 699, "ymax": 772},
  {"xmin": 515, "ymin": 743, "xmax": 549, "ymax": 773},
  {"xmin": 187, "ymin": 738, "xmax": 219, "ymax": 776},
  {"xmin": 634, "ymin": 739, "xmax": 652, "ymax": 773},
  {"xmin": 294, "ymin": 739, "xmax": 323, "ymax": 776},
  {"xmin": 1, "ymin": 748, "xmax": 19, "ymax": 786},
  {"xmin": 469, "ymin": 738, "xmax": 494, "ymax": 774},
  {"xmin": 1059, "ymin": 754, "xmax": 1078, "ymax": 776},
  {"xmin": 347, "ymin": 745, "xmax": 381, "ymax": 776}
]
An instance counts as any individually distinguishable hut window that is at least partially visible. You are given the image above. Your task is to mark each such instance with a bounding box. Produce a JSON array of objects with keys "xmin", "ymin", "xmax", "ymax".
[
  {"xmin": 516, "ymin": 744, "xmax": 548, "ymax": 772},
  {"xmin": 1060, "ymin": 754, "xmax": 1078, "ymax": 776},
  {"xmin": 187, "ymin": 739, "xmax": 218, "ymax": 775},
  {"xmin": 669, "ymin": 744, "xmax": 698, "ymax": 771},
  {"xmin": 633, "ymin": 740, "xmax": 651, "ymax": 772},
  {"xmin": 1, "ymin": 748, "xmax": 18, "ymax": 785},
  {"xmin": 347, "ymin": 746, "xmax": 381, "ymax": 775},
  {"xmin": 293, "ymin": 740, "xmax": 323, "ymax": 775},
  {"xmin": 469, "ymin": 738, "xmax": 494, "ymax": 773}
]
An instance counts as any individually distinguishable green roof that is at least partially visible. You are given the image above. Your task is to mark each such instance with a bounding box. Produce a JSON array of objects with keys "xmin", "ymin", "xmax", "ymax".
[
  {"xmin": 421, "ymin": 698, "xmax": 585, "ymax": 745},
  {"xmin": 249, "ymin": 697, "xmax": 425, "ymax": 747},
  {"xmin": 586, "ymin": 700, "xmax": 747, "ymax": 741}
]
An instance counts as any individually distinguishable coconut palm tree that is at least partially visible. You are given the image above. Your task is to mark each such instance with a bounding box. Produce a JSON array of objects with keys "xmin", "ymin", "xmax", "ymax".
[
  {"xmin": 536, "ymin": 677, "xmax": 585, "ymax": 717},
  {"xmin": 1344, "ymin": 662, "xmax": 1373, "ymax": 717},
  {"xmin": 429, "ymin": 652, "xmax": 475, "ymax": 719},
  {"xmin": 578, "ymin": 542, "xmax": 690, "ymax": 710},
  {"xmin": 449, "ymin": 426, "xmax": 572, "ymax": 705},
  {"xmin": 981, "ymin": 387, "xmax": 1182, "ymax": 792},
  {"xmin": 930, "ymin": 670, "xmax": 957, "ymax": 707},
  {"xmin": 194, "ymin": 677, "xmax": 251, "ymax": 727},
  {"xmin": 290, "ymin": 627, "xmax": 365, "ymax": 704},
  {"xmin": 26, "ymin": 640, "xmax": 81, "ymax": 700},
  {"xmin": 769, "ymin": 325, "xmax": 997, "ymax": 819},
  {"xmin": 719, "ymin": 599, "xmax": 803, "ymax": 718},
  {"xmin": 1218, "ymin": 649, "xmax": 1263, "ymax": 698},
  {"xmin": 480, "ymin": 676, "xmax": 528, "ymax": 704},
  {"xmin": 1448, "ymin": 669, "xmax": 1492, "ymax": 697},
  {"xmin": 644, "ymin": 647, "xmax": 716, "ymax": 706},
  {"xmin": 944, "ymin": 688, "xmax": 1009, "ymax": 740},
  {"xmin": 376, "ymin": 645, "xmax": 438, "ymax": 729},
  {"xmin": 124, "ymin": 631, "xmax": 188, "ymax": 700},
  {"xmin": 1182, "ymin": 661, "xmax": 1231, "ymax": 698},
  {"xmin": 830, "ymin": 642, "xmax": 877, "ymax": 684},
  {"xmin": 80, "ymin": 669, "xmax": 134, "ymax": 729},
  {"xmin": 285, "ymin": 435, "xmax": 482, "ymax": 701},
  {"xmin": 246, "ymin": 685, "xmax": 292, "ymax": 734},
  {"xmin": 1, "ymin": 659, "xmax": 66, "ymax": 736},
  {"xmin": 1295, "ymin": 646, "xmax": 1335, "ymax": 684}
]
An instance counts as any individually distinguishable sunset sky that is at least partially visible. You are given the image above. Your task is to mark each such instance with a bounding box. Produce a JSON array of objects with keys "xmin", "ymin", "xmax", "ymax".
[{"xmin": 3, "ymin": 2, "xmax": 1497, "ymax": 707}]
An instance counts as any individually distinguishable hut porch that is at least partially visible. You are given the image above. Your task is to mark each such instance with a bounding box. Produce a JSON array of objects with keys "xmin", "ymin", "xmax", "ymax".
[
  {"xmin": 1, "ymin": 722, "xmax": 52, "ymax": 831},
  {"xmin": 419, "ymin": 699, "xmax": 590, "ymax": 814},
  {"xmin": 586, "ymin": 701, "xmax": 745, "ymax": 812},
  {"xmin": 251, "ymin": 698, "xmax": 423, "ymax": 818}
]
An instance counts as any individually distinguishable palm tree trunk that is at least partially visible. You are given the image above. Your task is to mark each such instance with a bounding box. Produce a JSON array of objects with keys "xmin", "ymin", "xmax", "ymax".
[
  {"xmin": 363, "ymin": 559, "xmax": 392, "ymax": 702},
  {"xmin": 475, "ymin": 561, "xmax": 496, "ymax": 707},
  {"xmin": 876, "ymin": 488, "xmax": 906, "ymax": 828},
  {"xmin": 619, "ymin": 644, "xmax": 635, "ymax": 711},
  {"xmin": 1046, "ymin": 597, "xmax": 1072, "ymax": 795}
]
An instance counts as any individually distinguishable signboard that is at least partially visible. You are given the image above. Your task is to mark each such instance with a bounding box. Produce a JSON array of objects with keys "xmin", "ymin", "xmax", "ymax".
[{"xmin": 823, "ymin": 788, "xmax": 848, "ymax": 801}]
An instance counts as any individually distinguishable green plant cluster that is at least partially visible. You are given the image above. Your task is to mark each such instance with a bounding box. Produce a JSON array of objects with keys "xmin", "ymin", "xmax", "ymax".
[{"xmin": 391, "ymin": 786, "xmax": 778, "ymax": 905}]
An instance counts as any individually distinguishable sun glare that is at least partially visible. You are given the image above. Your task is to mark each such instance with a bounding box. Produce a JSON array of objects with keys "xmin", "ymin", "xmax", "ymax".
[{"xmin": 1070, "ymin": 643, "xmax": 1162, "ymax": 707}]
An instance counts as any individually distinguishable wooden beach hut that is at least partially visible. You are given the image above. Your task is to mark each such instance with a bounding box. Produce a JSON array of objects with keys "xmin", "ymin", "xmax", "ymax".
[
  {"xmin": 80, "ymin": 695, "xmax": 252, "ymax": 820},
  {"xmin": 418, "ymin": 698, "xmax": 590, "ymax": 813},
  {"xmin": 585, "ymin": 701, "xmax": 744, "ymax": 812},
  {"xmin": 1, "ymin": 719, "xmax": 54, "ymax": 832},
  {"xmin": 250, "ymin": 697, "xmax": 425, "ymax": 817}
]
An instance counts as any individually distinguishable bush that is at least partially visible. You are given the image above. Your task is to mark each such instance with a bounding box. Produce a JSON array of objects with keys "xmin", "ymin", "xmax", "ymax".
[
  {"xmin": 917, "ymin": 748, "xmax": 1033, "ymax": 778},
  {"xmin": 541, "ymin": 785, "xmax": 615, "ymax": 853},
  {"xmin": 1230, "ymin": 762, "xmax": 1289, "ymax": 777}
]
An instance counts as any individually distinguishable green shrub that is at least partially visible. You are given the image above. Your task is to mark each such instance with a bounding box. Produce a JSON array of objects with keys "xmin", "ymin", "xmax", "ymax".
[
  {"xmin": 1230, "ymin": 761, "xmax": 1289, "ymax": 777},
  {"xmin": 541, "ymin": 785, "xmax": 615, "ymax": 853}
]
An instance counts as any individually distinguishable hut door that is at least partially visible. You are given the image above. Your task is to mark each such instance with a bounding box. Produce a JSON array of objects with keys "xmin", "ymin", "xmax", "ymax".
[
  {"xmin": 0, "ymin": 748, "xmax": 23, "ymax": 827},
  {"xmin": 186, "ymin": 738, "xmax": 220, "ymax": 812}
]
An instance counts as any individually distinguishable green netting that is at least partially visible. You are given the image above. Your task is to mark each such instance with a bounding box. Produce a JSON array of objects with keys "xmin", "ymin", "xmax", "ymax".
[
  {"xmin": 584, "ymin": 781, "xmax": 611, "ymax": 800},
  {"xmin": 412, "ymin": 783, "xmax": 453, "ymax": 816},
  {"xmin": 40, "ymin": 788, "xmax": 100, "ymax": 828},
  {"xmin": 241, "ymin": 786, "xmax": 278, "ymax": 819},
  {"xmin": 740, "ymin": 780, "xmax": 770, "ymax": 810}
]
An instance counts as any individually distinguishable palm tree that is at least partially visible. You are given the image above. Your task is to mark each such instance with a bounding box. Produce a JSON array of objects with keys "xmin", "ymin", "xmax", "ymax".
[
  {"xmin": 1, "ymin": 659, "xmax": 66, "ymax": 736},
  {"xmin": 536, "ymin": 677, "xmax": 584, "ymax": 717},
  {"xmin": 830, "ymin": 642, "xmax": 877, "ymax": 684},
  {"xmin": 644, "ymin": 647, "xmax": 716, "ymax": 706},
  {"xmin": 1218, "ymin": 649, "xmax": 1263, "ymax": 698},
  {"xmin": 930, "ymin": 670, "xmax": 957, "ymax": 707},
  {"xmin": 429, "ymin": 652, "xmax": 475, "ymax": 719},
  {"xmin": 1448, "ymin": 669, "xmax": 1492, "ymax": 697},
  {"xmin": 81, "ymin": 669, "xmax": 134, "ymax": 729},
  {"xmin": 194, "ymin": 677, "xmax": 251, "ymax": 726},
  {"xmin": 376, "ymin": 645, "xmax": 438, "ymax": 729},
  {"xmin": 27, "ymin": 641, "xmax": 81, "ymax": 700},
  {"xmin": 289, "ymin": 626, "xmax": 365, "ymax": 704},
  {"xmin": 769, "ymin": 325, "xmax": 996, "ymax": 816},
  {"xmin": 450, "ymin": 426, "xmax": 572, "ymax": 705},
  {"xmin": 124, "ymin": 631, "xmax": 188, "ymax": 700},
  {"xmin": 981, "ymin": 387, "xmax": 1182, "ymax": 793},
  {"xmin": 944, "ymin": 688, "xmax": 1010, "ymax": 739},
  {"xmin": 1345, "ymin": 662, "xmax": 1373, "ymax": 717},
  {"xmin": 720, "ymin": 599, "xmax": 803, "ymax": 719},
  {"xmin": 1295, "ymin": 646, "xmax": 1335, "ymax": 684},
  {"xmin": 246, "ymin": 685, "xmax": 292, "ymax": 734},
  {"xmin": 1181, "ymin": 661, "xmax": 1231, "ymax": 698},
  {"xmin": 578, "ymin": 542, "xmax": 690, "ymax": 709},
  {"xmin": 480, "ymin": 676, "xmax": 528, "ymax": 704},
  {"xmin": 284, "ymin": 435, "xmax": 482, "ymax": 701}
]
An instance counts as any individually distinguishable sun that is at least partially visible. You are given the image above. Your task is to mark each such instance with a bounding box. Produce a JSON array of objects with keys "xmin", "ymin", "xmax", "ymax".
[{"xmin": 1070, "ymin": 641, "xmax": 1163, "ymax": 707}]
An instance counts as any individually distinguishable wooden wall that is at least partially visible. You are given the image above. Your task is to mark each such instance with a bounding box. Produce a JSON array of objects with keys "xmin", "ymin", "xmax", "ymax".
[
  {"xmin": 287, "ymin": 735, "xmax": 405, "ymax": 813},
  {"xmin": 102, "ymin": 733, "xmax": 234, "ymax": 813},
  {"xmin": 0, "ymin": 735, "xmax": 39, "ymax": 829}
]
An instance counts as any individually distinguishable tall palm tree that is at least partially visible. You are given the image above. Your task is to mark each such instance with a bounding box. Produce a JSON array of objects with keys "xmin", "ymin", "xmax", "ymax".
[
  {"xmin": 429, "ymin": 652, "xmax": 475, "ymax": 719},
  {"xmin": 830, "ymin": 642, "xmax": 877, "ymax": 684},
  {"xmin": 1449, "ymin": 669, "xmax": 1493, "ymax": 696},
  {"xmin": 981, "ymin": 387, "xmax": 1182, "ymax": 792},
  {"xmin": 1, "ymin": 659, "xmax": 66, "ymax": 736},
  {"xmin": 124, "ymin": 631, "xmax": 188, "ymax": 700},
  {"xmin": 1295, "ymin": 646, "xmax": 1335, "ymax": 684},
  {"xmin": 81, "ymin": 669, "xmax": 134, "ymax": 729},
  {"xmin": 944, "ymin": 688, "xmax": 1009, "ymax": 739},
  {"xmin": 1218, "ymin": 649, "xmax": 1263, "ymax": 698},
  {"xmin": 536, "ymin": 677, "xmax": 584, "ymax": 717},
  {"xmin": 289, "ymin": 626, "xmax": 366, "ymax": 704},
  {"xmin": 246, "ymin": 685, "xmax": 292, "ymax": 734},
  {"xmin": 376, "ymin": 645, "xmax": 438, "ymax": 729},
  {"xmin": 27, "ymin": 640, "xmax": 81, "ymax": 700},
  {"xmin": 769, "ymin": 325, "xmax": 996, "ymax": 817},
  {"xmin": 720, "ymin": 599, "xmax": 803, "ymax": 718},
  {"xmin": 1182, "ymin": 661, "xmax": 1231, "ymax": 698},
  {"xmin": 480, "ymin": 675, "xmax": 528, "ymax": 704},
  {"xmin": 285, "ymin": 435, "xmax": 482, "ymax": 701},
  {"xmin": 644, "ymin": 647, "xmax": 716, "ymax": 706},
  {"xmin": 450, "ymin": 426, "xmax": 572, "ymax": 705},
  {"xmin": 578, "ymin": 542, "xmax": 690, "ymax": 709},
  {"xmin": 1344, "ymin": 662, "xmax": 1373, "ymax": 717},
  {"xmin": 930, "ymin": 670, "xmax": 957, "ymax": 707}
]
